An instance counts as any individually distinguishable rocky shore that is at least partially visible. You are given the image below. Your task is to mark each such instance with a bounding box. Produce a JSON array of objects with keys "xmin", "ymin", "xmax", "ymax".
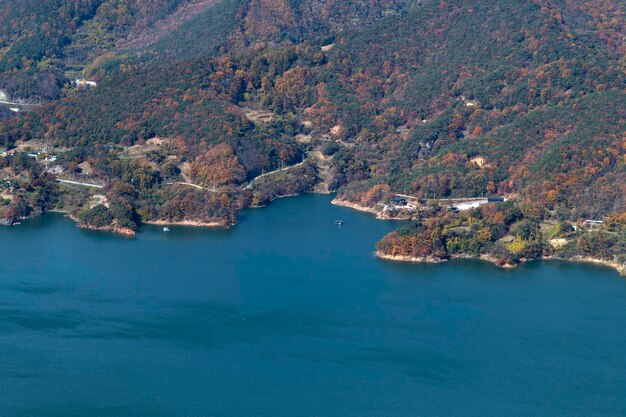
[
  {"xmin": 374, "ymin": 252, "xmax": 447, "ymax": 263},
  {"xmin": 143, "ymin": 219, "xmax": 226, "ymax": 227},
  {"xmin": 77, "ymin": 220, "xmax": 136, "ymax": 236},
  {"xmin": 376, "ymin": 251, "xmax": 625, "ymax": 275}
]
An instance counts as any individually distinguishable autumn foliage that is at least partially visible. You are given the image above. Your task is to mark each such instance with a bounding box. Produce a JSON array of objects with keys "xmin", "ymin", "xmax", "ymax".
[{"xmin": 190, "ymin": 143, "xmax": 246, "ymax": 188}]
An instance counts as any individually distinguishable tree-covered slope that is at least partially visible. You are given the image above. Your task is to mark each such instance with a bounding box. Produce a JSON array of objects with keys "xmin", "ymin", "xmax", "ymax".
[
  {"xmin": 412, "ymin": 91, "xmax": 626, "ymax": 217},
  {"xmin": 312, "ymin": 0, "xmax": 625, "ymax": 215},
  {"xmin": 0, "ymin": 0, "xmax": 624, "ymax": 233}
]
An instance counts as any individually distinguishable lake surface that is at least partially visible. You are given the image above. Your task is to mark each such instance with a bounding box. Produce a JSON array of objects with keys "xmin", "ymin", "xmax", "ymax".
[{"xmin": 1, "ymin": 194, "xmax": 625, "ymax": 417}]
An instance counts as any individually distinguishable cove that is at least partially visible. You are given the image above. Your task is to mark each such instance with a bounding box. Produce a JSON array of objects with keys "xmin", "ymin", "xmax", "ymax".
[{"xmin": 1, "ymin": 194, "xmax": 625, "ymax": 417}]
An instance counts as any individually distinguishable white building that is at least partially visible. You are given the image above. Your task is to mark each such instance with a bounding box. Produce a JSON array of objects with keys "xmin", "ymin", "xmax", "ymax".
[{"xmin": 75, "ymin": 79, "xmax": 97, "ymax": 88}]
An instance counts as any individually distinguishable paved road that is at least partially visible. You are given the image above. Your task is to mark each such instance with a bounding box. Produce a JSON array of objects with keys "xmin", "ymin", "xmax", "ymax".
[
  {"xmin": 55, "ymin": 179, "xmax": 104, "ymax": 189},
  {"xmin": 166, "ymin": 181, "xmax": 205, "ymax": 190},
  {"xmin": 0, "ymin": 100, "xmax": 42, "ymax": 108},
  {"xmin": 395, "ymin": 193, "xmax": 486, "ymax": 202},
  {"xmin": 244, "ymin": 161, "xmax": 306, "ymax": 190},
  {"xmin": 56, "ymin": 162, "xmax": 307, "ymax": 193},
  {"xmin": 165, "ymin": 181, "xmax": 220, "ymax": 192}
]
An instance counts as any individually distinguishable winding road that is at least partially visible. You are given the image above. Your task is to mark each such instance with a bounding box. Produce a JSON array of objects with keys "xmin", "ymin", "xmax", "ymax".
[
  {"xmin": 244, "ymin": 160, "xmax": 307, "ymax": 190},
  {"xmin": 0, "ymin": 100, "xmax": 42, "ymax": 109},
  {"xmin": 165, "ymin": 181, "xmax": 219, "ymax": 191},
  {"xmin": 55, "ymin": 179, "xmax": 104, "ymax": 189},
  {"xmin": 53, "ymin": 160, "xmax": 308, "ymax": 193}
]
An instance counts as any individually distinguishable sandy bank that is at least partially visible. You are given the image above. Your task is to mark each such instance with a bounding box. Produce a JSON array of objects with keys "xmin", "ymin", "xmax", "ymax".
[
  {"xmin": 332, "ymin": 198, "xmax": 412, "ymax": 220},
  {"xmin": 541, "ymin": 255, "xmax": 626, "ymax": 276},
  {"xmin": 143, "ymin": 219, "xmax": 226, "ymax": 227}
]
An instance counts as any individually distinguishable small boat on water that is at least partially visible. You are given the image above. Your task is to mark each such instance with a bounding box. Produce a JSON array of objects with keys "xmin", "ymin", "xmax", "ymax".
[
  {"xmin": 334, "ymin": 220, "xmax": 343, "ymax": 226},
  {"xmin": 163, "ymin": 227, "xmax": 170, "ymax": 232}
]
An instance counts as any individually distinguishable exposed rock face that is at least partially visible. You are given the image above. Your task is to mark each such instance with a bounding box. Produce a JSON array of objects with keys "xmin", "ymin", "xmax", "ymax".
[
  {"xmin": 113, "ymin": 225, "xmax": 136, "ymax": 236},
  {"xmin": 78, "ymin": 221, "xmax": 136, "ymax": 237}
]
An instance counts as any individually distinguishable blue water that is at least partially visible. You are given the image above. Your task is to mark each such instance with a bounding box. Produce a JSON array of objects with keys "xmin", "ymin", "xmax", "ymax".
[{"xmin": 1, "ymin": 194, "xmax": 625, "ymax": 417}]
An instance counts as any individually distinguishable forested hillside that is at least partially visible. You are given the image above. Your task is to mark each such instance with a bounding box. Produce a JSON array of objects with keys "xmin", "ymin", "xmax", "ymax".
[{"xmin": 0, "ymin": 0, "xmax": 624, "ymax": 247}]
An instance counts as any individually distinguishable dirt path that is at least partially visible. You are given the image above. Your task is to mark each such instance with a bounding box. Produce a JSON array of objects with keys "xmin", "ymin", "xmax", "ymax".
[{"xmin": 311, "ymin": 151, "xmax": 332, "ymax": 194}]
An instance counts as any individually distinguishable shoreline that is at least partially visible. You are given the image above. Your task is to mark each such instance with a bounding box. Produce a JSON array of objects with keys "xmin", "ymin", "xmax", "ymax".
[
  {"xmin": 143, "ymin": 219, "xmax": 226, "ymax": 227},
  {"xmin": 61, "ymin": 212, "xmax": 135, "ymax": 236},
  {"xmin": 376, "ymin": 251, "xmax": 625, "ymax": 276},
  {"xmin": 331, "ymin": 198, "xmax": 379, "ymax": 216},
  {"xmin": 331, "ymin": 198, "xmax": 412, "ymax": 220},
  {"xmin": 78, "ymin": 223, "xmax": 136, "ymax": 236},
  {"xmin": 374, "ymin": 252, "xmax": 447, "ymax": 264},
  {"xmin": 4, "ymin": 210, "xmax": 227, "ymax": 233},
  {"xmin": 5, "ymin": 197, "xmax": 625, "ymax": 276},
  {"xmin": 2, "ymin": 192, "xmax": 307, "ymax": 232},
  {"xmin": 540, "ymin": 255, "xmax": 626, "ymax": 276}
]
